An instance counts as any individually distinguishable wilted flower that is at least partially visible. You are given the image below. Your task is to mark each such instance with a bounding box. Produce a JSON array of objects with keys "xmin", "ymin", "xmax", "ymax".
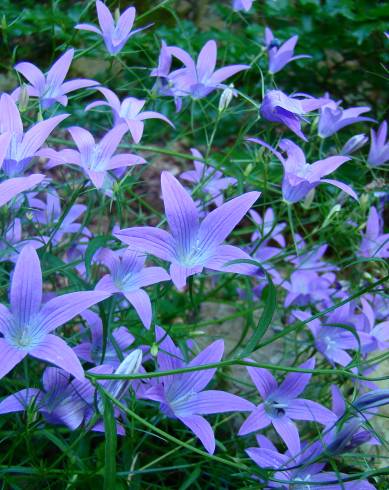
[
  {"xmin": 248, "ymin": 138, "xmax": 357, "ymax": 203},
  {"xmin": 0, "ymin": 246, "xmax": 109, "ymax": 379},
  {"xmin": 13, "ymin": 49, "xmax": 98, "ymax": 109},
  {"xmin": 318, "ymin": 98, "xmax": 375, "ymax": 138},
  {"xmin": 367, "ymin": 121, "xmax": 389, "ymax": 167},
  {"xmin": 76, "ymin": 1, "xmax": 149, "ymax": 56},
  {"xmin": 265, "ymin": 27, "xmax": 310, "ymax": 74},
  {"xmin": 239, "ymin": 358, "xmax": 336, "ymax": 453},
  {"xmin": 95, "ymin": 247, "xmax": 170, "ymax": 329},
  {"xmin": 86, "ymin": 87, "xmax": 174, "ymax": 143},
  {"xmin": 140, "ymin": 327, "xmax": 254, "ymax": 454},
  {"xmin": 260, "ymin": 90, "xmax": 327, "ymax": 141},
  {"xmin": 114, "ymin": 171, "xmax": 261, "ymax": 289}
]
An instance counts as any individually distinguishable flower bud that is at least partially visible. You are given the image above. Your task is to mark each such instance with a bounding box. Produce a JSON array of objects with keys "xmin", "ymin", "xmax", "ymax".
[
  {"xmin": 218, "ymin": 84, "xmax": 236, "ymax": 112},
  {"xmin": 340, "ymin": 134, "xmax": 368, "ymax": 155},
  {"xmin": 353, "ymin": 389, "xmax": 389, "ymax": 412}
]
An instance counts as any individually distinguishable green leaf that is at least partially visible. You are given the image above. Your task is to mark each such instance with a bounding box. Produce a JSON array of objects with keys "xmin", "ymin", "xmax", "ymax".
[{"xmin": 85, "ymin": 235, "xmax": 111, "ymax": 278}]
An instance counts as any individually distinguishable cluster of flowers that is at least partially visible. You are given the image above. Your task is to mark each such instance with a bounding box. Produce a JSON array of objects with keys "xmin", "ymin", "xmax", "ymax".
[{"xmin": 0, "ymin": 1, "xmax": 387, "ymax": 488}]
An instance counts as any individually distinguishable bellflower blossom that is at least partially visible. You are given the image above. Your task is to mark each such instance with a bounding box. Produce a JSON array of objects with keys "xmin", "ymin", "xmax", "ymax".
[
  {"xmin": 95, "ymin": 247, "xmax": 170, "ymax": 329},
  {"xmin": 264, "ymin": 28, "xmax": 310, "ymax": 74},
  {"xmin": 152, "ymin": 40, "xmax": 249, "ymax": 106},
  {"xmin": 283, "ymin": 270, "xmax": 336, "ymax": 307},
  {"xmin": 367, "ymin": 121, "xmax": 389, "ymax": 167},
  {"xmin": 140, "ymin": 327, "xmax": 254, "ymax": 454},
  {"xmin": 0, "ymin": 174, "xmax": 45, "ymax": 208},
  {"xmin": 13, "ymin": 49, "xmax": 98, "ymax": 109},
  {"xmin": 288, "ymin": 235, "xmax": 337, "ymax": 272},
  {"xmin": 246, "ymin": 435, "xmax": 375, "ymax": 489},
  {"xmin": 0, "ymin": 218, "xmax": 44, "ymax": 262},
  {"xmin": 249, "ymin": 208, "xmax": 286, "ymax": 246},
  {"xmin": 249, "ymin": 138, "xmax": 357, "ymax": 203},
  {"xmin": 73, "ymin": 310, "xmax": 135, "ymax": 368},
  {"xmin": 357, "ymin": 298, "xmax": 389, "ymax": 355},
  {"xmin": 0, "ymin": 246, "xmax": 109, "ymax": 380},
  {"xmin": 318, "ymin": 98, "xmax": 375, "ymax": 138},
  {"xmin": 0, "ymin": 93, "xmax": 69, "ymax": 176},
  {"xmin": 85, "ymin": 87, "xmax": 174, "ymax": 143},
  {"xmin": 75, "ymin": 1, "xmax": 149, "ymax": 56},
  {"xmin": 180, "ymin": 148, "xmax": 237, "ymax": 207},
  {"xmin": 232, "ymin": 0, "xmax": 254, "ymax": 12},
  {"xmin": 239, "ymin": 358, "xmax": 336, "ymax": 454},
  {"xmin": 259, "ymin": 90, "xmax": 327, "ymax": 141},
  {"xmin": 359, "ymin": 206, "xmax": 389, "ymax": 259},
  {"xmin": 114, "ymin": 171, "xmax": 261, "ymax": 289},
  {"xmin": 38, "ymin": 125, "xmax": 146, "ymax": 190}
]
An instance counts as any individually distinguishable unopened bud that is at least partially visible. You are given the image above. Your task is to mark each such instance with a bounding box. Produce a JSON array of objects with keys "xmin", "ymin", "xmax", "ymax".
[
  {"xmin": 353, "ymin": 389, "xmax": 389, "ymax": 412},
  {"xmin": 150, "ymin": 343, "xmax": 159, "ymax": 357},
  {"xmin": 302, "ymin": 188, "xmax": 315, "ymax": 209},
  {"xmin": 18, "ymin": 84, "xmax": 29, "ymax": 112},
  {"xmin": 218, "ymin": 84, "xmax": 236, "ymax": 112},
  {"xmin": 114, "ymin": 8, "xmax": 120, "ymax": 23},
  {"xmin": 322, "ymin": 204, "xmax": 341, "ymax": 228},
  {"xmin": 340, "ymin": 134, "xmax": 368, "ymax": 155}
]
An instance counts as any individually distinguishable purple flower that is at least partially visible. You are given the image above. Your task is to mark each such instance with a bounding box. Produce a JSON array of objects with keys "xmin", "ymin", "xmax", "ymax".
[
  {"xmin": 232, "ymin": 0, "xmax": 254, "ymax": 12},
  {"xmin": 153, "ymin": 40, "xmax": 249, "ymax": 105},
  {"xmin": 140, "ymin": 327, "xmax": 254, "ymax": 454},
  {"xmin": 114, "ymin": 171, "xmax": 261, "ymax": 289},
  {"xmin": 367, "ymin": 121, "xmax": 389, "ymax": 167},
  {"xmin": 85, "ymin": 87, "xmax": 174, "ymax": 143},
  {"xmin": 283, "ymin": 270, "xmax": 336, "ymax": 307},
  {"xmin": 249, "ymin": 207, "xmax": 286, "ymax": 246},
  {"xmin": 353, "ymin": 389, "xmax": 389, "ymax": 412},
  {"xmin": 95, "ymin": 247, "xmax": 170, "ymax": 329},
  {"xmin": 293, "ymin": 309, "xmax": 358, "ymax": 367},
  {"xmin": 39, "ymin": 125, "xmax": 145, "ymax": 190},
  {"xmin": 341, "ymin": 133, "xmax": 369, "ymax": 156},
  {"xmin": 73, "ymin": 310, "xmax": 135, "ymax": 367},
  {"xmin": 359, "ymin": 206, "xmax": 389, "ymax": 259},
  {"xmin": 264, "ymin": 28, "xmax": 310, "ymax": 74},
  {"xmin": 0, "ymin": 174, "xmax": 45, "ymax": 208},
  {"xmin": 246, "ymin": 435, "xmax": 375, "ymax": 489},
  {"xmin": 239, "ymin": 358, "xmax": 336, "ymax": 453},
  {"xmin": 318, "ymin": 98, "xmax": 375, "ymax": 138},
  {"xmin": 259, "ymin": 90, "xmax": 327, "ymax": 141},
  {"xmin": 0, "ymin": 218, "xmax": 44, "ymax": 262},
  {"xmin": 0, "ymin": 93, "xmax": 68, "ymax": 176},
  {"xmin": 289, "ymin": 236, "xmax": 337, "ymax": 272},
  {"xmin": 249, "ymin": 138, "xmax": 357, "ymax": 203},
  {"xmin": 357, "ymin": 298, "xmax": 389, "ymax": 354},
  {"xmin": 180, "ymin": 148, "xmax": 237, "ymax": 207},
  {"xmin": 76, "ymin": 1, "xmax": 148, "ymax": 56},
  {"xmin": 0, "ymin": 246, "xmax": 109, "ymax": 380},
  {"xmin": 13, "ymin": 49, "xmax": 98, "ymax": 109}
]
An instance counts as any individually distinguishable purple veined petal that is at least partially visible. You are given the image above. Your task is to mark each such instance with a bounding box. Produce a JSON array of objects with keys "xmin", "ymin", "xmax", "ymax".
[
  {"xmin": 30, "ymin": 334, "xmax": 84, "ymax": 380},
  {"xmin": 106, "ymin": 153, "xmax": 146, "ymax": 170},
  {"xmin": 330, "ymin": 385, "xmax": 346, "ymax": 417},
  {"xmin": 0, "ymin": 174, "xmax": 45, "ymax": 207},
  {"xmin": 0, "ymin": 132, "xmax": 12, "ymax": 169},
  {"xmin": 0, "ymin": 388, "xmax": 41, "ymax": 414},
  {"xmin": 112, "ymin": 326, "xmax": 135, "ymax": 350},
  {"xmin": 278, "ymin": 138, "xmax": 306, "ymax": 171},
  {"xmin": 309, "ymin": 156, "xmax": 350, "ymax": 180},
  {"xmin": 0, "ymin": 93, "xmax": 23, "ymax": 133},
  {"xmin": 210, "ymin": 64, "xmax": 250, "ymax": 85},
  {"xmin": 256, "ymin": 435, "xmax": 278, "ymax": 452},
  {"xmin": 275, "ymin": 107, "xmax": 307, "ymax": 141},
  {"xmin": 46, "ymin": 49, "xmax": 74, "ymax": 91},
  {"xmin": 39, "ymin": 290, "xmax": 110, "ymax": 333},
  {"xmin": 19, "ymin": 114, "xmax": 69, "ymax": 160},
  {"xmin": 180, "ymin": 170, "xmax": 198, "ymax": 183},
  {"xmin": 277, "ymin": 357, "xmax": 315, "ymax": 400},
  {"xmin": 238, "ymin": 403, "xmax": 270, "ymax": 435},
  {"xmin": 124, "ymin": 289, "xmax": 152, "ymax": 329},
  {"xmin": 205, "ymin": 244, "xmax": 259, "ymax": 276},
  {"xmin": 286, "ymin": 398, "xmax": 336, "ymax": 425},
  {"xmin": 180, "ymin": 339, "xmax": 224, "ymax": 393},
  {"xmin": 42, "ymin": 366, "xmax": 72, "ymax": 393},
  {"xmin": 198, "ymin": 191, "xmax": 261, "ymax": 251},
  {"xmin": 361, "ymin": 297, "xmax": 376, "ymax": 330},
  {"xmin": 60, "ymin": 78, "xmax": 99, "ymax": 95},
  {"xmin": 133, "ymin": 266, "xmax": 170, "ymax": 288},
  {"xmin": 113, "ymin": 6, "xmax": 135, "ymax": 46},
  {"xmin": 99, "ymin": 124, "xmax": 128, "ymax": 162},
  {"xmin": 126, "ymin": 120, "xmax": 144, "ymax": 144},
  {"xmin": 68, "ymin": 126, "xmax": 95, "ymax": 154},
  {"xmin": 88, "ymin": 170, "xmax": 106, "ymax": 189},
  {"xmin": 366, "ymin": 207, "xmax": 380, "ymax": 240},
  {"xmin": 246, "ymin": 365, "xmax": 278, "ymax": 400},
  {"xmin": 0, "ymin": 305, "xmax": 13, "ymax": 334},
  {"xmin": 85, "ymin": 100, "xmax": 110, "ymax": 112},
  {"xmin": 196, "ymin": 40, "xmax": 217, "ymax": 81},
  {"xmin": 10, "ymin": 245, "xmax": 42, "ymax": 324},
  {"xmin": 95, "ymin": 274, "xmax": 119, "ymax": 295},
  {"xmin": 73, "ymin": 342, "xmax": 93, "ymax": 363},
  {"xmin": 0, "ymin": 339, "xmax": 28, "ymax": 379},
  {"xmin": 44, "ymin": 395, "xmax": 86, "ymax": 430},
  {"xmin": 177, "ymin": 390, "xmax": 255, "ymax": 415},
  {"xmin": 155, "ymin": 326, "xmax": 184, "ymax": 374},
  {"xmin": 161, "ymin": 171, "xmax": 199, "ymax": 255},
  {"xmin": 114, "ymin": 226, "xmax": 175, "ymax": 261},
  {"xmin": 320, "ymin": 178, "xmax": 358, "ymax": 201},
  {"xmin": 96, "ymin": 0, "xmax": 114, "ymax": 33},
  {"xmin": 245, "ymin": 447, "xmax": 290, "ymax": 472},
  {"xmin": 169, "ymin": 263, "xmax": 203, "ymax": 289},
  {"xmin": 177, "ymin": 414, "xmax": 215, "ymax": 454},
  {"xmin": 14, "ymin": 62, "xmax": 46, "ymax": 93},
  {"xmin": 272, "ymin": 416, "xmax": 301, "ymax": 455},
  {"xmin": 75, "ymin": 23, "xmax": 102, "ymax": 35},
  {"xmin": 168, "ymin": 46, "xmax": 196, "ymax": 73},
  {"xmin": 137, "ymin": 111, "xmax": 174, "ymax": 129},
  {"xmin": 247, "ymin": 137, "xmax": 285, "ymax": 165},
  {"xmin": 373, "ymin": 321, "xmax": 389, "ymax": 342}
]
